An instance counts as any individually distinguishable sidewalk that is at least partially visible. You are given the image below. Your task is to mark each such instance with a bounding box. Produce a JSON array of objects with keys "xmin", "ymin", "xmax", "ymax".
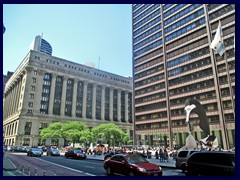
[
  {"xmin": 3, "ymin": 157, "xmax": 24, "ymax": 176},
  {"xmin": 86, "ymin": 154, "xmax": 176, "ymax": 168}
]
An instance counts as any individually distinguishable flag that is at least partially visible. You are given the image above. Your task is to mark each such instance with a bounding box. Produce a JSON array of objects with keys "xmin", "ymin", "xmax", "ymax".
[{"xmin": 210, "ymin": 21, "xmax": 225, "ymax": 56}]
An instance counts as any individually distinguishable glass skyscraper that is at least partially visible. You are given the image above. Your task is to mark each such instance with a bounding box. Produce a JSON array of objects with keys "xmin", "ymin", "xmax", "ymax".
[
  {"xmin": 29, "ymin": 35, "xmax": 53, "ymax": 56},
  {"xmin": 132, "ymin": 4, "xmax": 235, "ymax": 150}
]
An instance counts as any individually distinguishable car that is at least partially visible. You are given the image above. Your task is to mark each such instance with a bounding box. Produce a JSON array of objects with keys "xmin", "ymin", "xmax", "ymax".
[
  {"xmin": 15, "ymin": 146, "xmax": 25, "ymax": 152},
  {"xmin": 104, "ymin": 150, "xmax": 126, "ymax": 160},
  {"xmin": 185, "ymin": 151, "xmax": 235, "ymax": 176},
  {"xmin": 27, "ymin": 148, "xmax": 42, "ymax": 157},
  {"xmin": 47, "ymin": 148, "xmax": 61, "ymax": 156},
  {"xmin": 175, "ymin": 149, "xmax": 199, "ymax": 172},
  {"xmin": 65, "ymin": 149, "xmax": 86, "ymax": 159},
  {"xmin": 104, "ymin": 153, "xmax": 163, "ymax": 176}
]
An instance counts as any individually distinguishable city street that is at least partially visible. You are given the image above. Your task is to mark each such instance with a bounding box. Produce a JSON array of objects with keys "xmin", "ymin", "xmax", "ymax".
[{"xmin": 4, "ymin": 151, "xmax": 185, "ymax": 176}]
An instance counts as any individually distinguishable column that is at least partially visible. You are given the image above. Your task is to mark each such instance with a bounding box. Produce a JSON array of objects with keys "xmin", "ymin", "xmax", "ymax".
[
  {"xmin": 101, "ymin": 86, "xmax": 105, "ymax": 120},
  {"xmin": 109, "ymin": 88, "xmax": 113, "ymax": 121},
  {"xmin": 8, "ymin": 87, "xmax": 14, "ymax": 117},
  {"xmin": 15, "ymin": 78, "xmax": 22, "ymax": 114},
  {"xmin": 60, "ymin": 76, "xmax": 68, "ymax": 116},
  {"xmin": 71, "ymin": 79, "xmax": 78, "ymax": 117},
  {"xmin": 82, "ymin": 81, "xmax": 88, "ymax": 118},
  {"xmin": 11, "ymin": 82, "xmax": 18, "ymax": 114},
  {"xmin": 48, "ymin": 74, "xmax": 56, "ymax": 114},
  {"xmin": 125, "ymin": 91, "xmax": 129, "ymax": 123},
  {"xmin": 117, "ymin": 89, "xmax": 121, "ymax": 122},
  {"xmin": 92, "ymin": 83, "xmax": 97, "ymax": 119}
]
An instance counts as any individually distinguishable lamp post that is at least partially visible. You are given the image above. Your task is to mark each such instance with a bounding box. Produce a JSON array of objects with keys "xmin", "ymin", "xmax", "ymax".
[
  {"xmin": 32, "ymin": 135, "xmax": 35, "ymax": 148},
  {"xmin": 110, "ymin": 135, "xmax": 115, "ymax": 153}
]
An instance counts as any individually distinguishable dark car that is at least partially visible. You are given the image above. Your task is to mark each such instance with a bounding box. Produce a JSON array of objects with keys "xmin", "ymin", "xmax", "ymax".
[
  {"xmin": 27, "ymin": 148, "xmax": 42, "ymax": 157},
  {"xmin": 104, "ymin": 150, "xmax": 126, "ymax": 160},
  {"xmin": 175, "ymin": 149, "xmax": 199, "ymax": 172},
  {"xmin": 104, "ymin": 154, "xmax": 162, "ymax": 176},
  {"xmin": 47, "ymin": 148, "xmax": 61, "ymax": 156},
  {"xmin": 185, "ymin": 151, "xmax": 235, "ymax": 176},
  {"xmin": 65, "ymin": 149, "xmax": 86, "ymax": 159}
]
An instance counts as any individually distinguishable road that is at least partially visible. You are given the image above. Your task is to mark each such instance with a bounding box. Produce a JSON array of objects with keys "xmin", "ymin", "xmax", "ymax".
[{"xmin": 4, "ymin": 151, "xmax": 185, "ymax": 176}]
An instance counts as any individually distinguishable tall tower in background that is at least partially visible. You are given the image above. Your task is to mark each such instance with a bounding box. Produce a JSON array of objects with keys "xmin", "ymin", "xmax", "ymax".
[
  {"xmin": 132, "ymin": 4, "xmax": 235, "ymax": 150},
  {"xmin": 29, "ymin": 35, "xmax": 53, "ymax": 56}
]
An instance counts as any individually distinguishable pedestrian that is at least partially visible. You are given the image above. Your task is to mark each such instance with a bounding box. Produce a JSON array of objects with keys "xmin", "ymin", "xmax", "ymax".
[
  {"xmin": 155, "ymin": 150, "xmax": 159, "ymax": 159},
  {"xmin": 164, "ymin": 148, "xmax": 168, "ymax": 162}
]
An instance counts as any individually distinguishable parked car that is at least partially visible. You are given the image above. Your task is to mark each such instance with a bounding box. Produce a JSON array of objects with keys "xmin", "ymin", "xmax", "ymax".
[
  {"xmin": 65, "ymin": 149, "xmax": 86, "ymax": 159},
  {"xmin": 185, "ymin": 151, "xmax": 235, "ymax": 176},
  {"xmin": 104, "ymin": 154, "xmax": 162, "ymax": 176},
  {"xmin": 23, "ymin": 146, "xmax": 30, "ymax": 153},
  {"xmin": 175, "ymin": 149, "xmax": 199, "ymax": 172},
  {"xmin": 104, "ymin": 150, "xmax": 126, "ymax": 160},
  {"xmin": 15, "ymin": 146, "xmax": 25, "ymax": 152},
  {"xmin": 27, "ymin": 148, "xmax": 42, "ymax": 157},
  {"xmin": 47, "ymin": 148, "xmax": 61, "ymax": 156}
]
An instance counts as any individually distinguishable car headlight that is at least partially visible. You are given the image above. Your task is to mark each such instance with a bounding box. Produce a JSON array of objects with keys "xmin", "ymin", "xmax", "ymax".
[
  {"xmin": 137, "ymin": 167, "xmax": 147, "ymax": 172},
  {"xmin": 158, "ymin": 166, "xmax": 162, "ymax": 171}
]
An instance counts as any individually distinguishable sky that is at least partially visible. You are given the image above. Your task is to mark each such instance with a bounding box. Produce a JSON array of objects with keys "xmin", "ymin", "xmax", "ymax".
[{"xmin": 3, "ymin": 4, "xmax": 133, "ymax": 77}]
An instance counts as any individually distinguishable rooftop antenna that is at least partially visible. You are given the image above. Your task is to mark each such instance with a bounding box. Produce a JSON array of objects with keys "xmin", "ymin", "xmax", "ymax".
[{"xmin": 98, "ymin": 56, "xmax": 100, "ymax": 69}]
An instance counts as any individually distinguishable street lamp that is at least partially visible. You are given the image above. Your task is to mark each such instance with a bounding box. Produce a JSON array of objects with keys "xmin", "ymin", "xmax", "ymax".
[
  {"xmin": 32, "ymin": 135, "xmax": 35, "ymax": 148},
  {"xmin": 110, "ymin": 135, "xmax": 115, "ymax": 152}
]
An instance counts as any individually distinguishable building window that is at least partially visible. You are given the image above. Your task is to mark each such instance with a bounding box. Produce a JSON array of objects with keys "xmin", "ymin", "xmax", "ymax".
[
  {"xmin": 33, "ymin": 70, "xmax": 38, "ymax": 75},
  {"xmin": 32, "ymin": 78, "xmax": 36, "ymax": 83},
  {"xmin": 30, "ymin": 94, "xmax": 34, "ymax": 99},
  {"xmin": 28, "ymin": 102, "xmax": 33, "ymax": 108},
  {"xmin": 28, "ymin": 109, "xmax": 33, "ymax": 114},
  {"xmin": 31, "ymin": 86, "xmax": 35, "ymax": 91}
]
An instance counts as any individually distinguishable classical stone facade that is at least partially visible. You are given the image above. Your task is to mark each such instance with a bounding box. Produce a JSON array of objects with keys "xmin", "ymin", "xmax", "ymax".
[{"xmin": 3, "ymin": 50, "xmax": 133, "ymax": 147}]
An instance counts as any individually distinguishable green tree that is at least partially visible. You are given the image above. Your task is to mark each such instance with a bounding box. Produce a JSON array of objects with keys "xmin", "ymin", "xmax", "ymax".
[
  {"xmin": 91, "ymin": 123, "xmax": 132, "ymax": 146},
  {"xmin": 40, "ymin": 122, "xmax": 63, "ymax": 141},
  {"xmin": 62, "ymin": 121, "xmax": 91, "ymax": 147}
]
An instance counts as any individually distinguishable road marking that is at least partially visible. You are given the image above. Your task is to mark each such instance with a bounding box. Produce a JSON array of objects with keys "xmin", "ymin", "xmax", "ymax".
[
  {"xmin": 84, "ymin": 166, "xmax": 95, "ymax": 169},
  {"xmin": 37, "ymin": 158, "xmax": 96, "ymax": 176}
]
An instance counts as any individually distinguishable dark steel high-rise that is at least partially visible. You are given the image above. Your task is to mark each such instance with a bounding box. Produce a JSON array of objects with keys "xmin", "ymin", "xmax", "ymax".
[{"xmin": 132, "ymin": 4, "xmax": 235, "ymax": 150}]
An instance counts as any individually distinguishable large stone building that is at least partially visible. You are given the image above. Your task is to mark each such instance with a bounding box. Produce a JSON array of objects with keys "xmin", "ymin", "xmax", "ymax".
[
  {"xmin": 3, "ymin": 49, "xmax": 133, "ymax": 147},
  {"xmin": 132, "ymin": 4, "xmax": 235, "ymax": 150}
]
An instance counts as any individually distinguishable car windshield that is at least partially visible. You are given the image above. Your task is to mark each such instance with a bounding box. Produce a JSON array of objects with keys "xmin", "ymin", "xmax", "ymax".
[
  {"xmin": 74, "ymin": 150, "xmax": 81, "ymax": 153},
  {"xmin": 52, "ymin": 149, "xmax": 59, "ymax": 152},
  {"xmin": 126, "ymin": 155, "xmax": 148, "ymax": 164},
  {"xmin": 32, "ymin": 148, "xmax": 41, "ymax": 151}
]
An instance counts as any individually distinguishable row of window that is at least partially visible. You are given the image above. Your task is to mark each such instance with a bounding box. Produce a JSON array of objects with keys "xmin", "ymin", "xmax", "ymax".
[
  {"xmin": 133, "ymin": 4, "xmax": 160, "ymax": 24},
  {"xmin": 134, "ymin": 39, "xmax": 162, "ymax": 57},
  {"xmin": 164, "ymin": 9, "xmax": 204, "ymax": 35},
  {"xmin": 133, "ymin": 24, "xmax": 162, "ymax": 44},
  {"xmin": 133, "ymin": 9, "xmax": 160, "ymax": 30},
  {"xmin": 164, "ymin": 4, "xmax": 202, "ymax": 26},
  {"xmin": 135, "ymin": 82, "xmax": 165, "ymax": 96},
  {"xmin": 133, "ymin": 17, "xmax": 161, "ymax": 37},
  {"xmin": 209, "ymin": 4, "xmax": 235, "ymax": 21},
  {"xmin": 163, "ymin": 4, "xmax": 186, "ymax": 18},
  {"xmin": 167, "ymin": 46, "xmax": 209, "ymax": 68},
  {"xmin": 134, "ymin": 31, "xmax": 162, "ymax": 51},
  {"xmin": 165, "ymin": 17, "xmax": 205, "ymax": 42},
  {"xmin": 169, "ymin": 68, "xmax": 212, "ymax": 86},
  {"xmin": 133, "ymin": 4, "xmax": 151, "ymax": 17},
  {"xmin": 135, "ymin": 64, "xmax": 164, "ymax": 80},
  {"xmin": 168, "ymin": 57, "xmax": 211, "ymax": 77}
]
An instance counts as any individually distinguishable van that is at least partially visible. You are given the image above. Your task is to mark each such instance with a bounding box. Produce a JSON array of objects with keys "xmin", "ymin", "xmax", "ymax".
[
  {"xmin": 185, "ymin": 151, "xmax": 235, "ymax": 176},
  {"xmin": 175, "ymin": 149, "xmax": 199, "ymax": 172}
]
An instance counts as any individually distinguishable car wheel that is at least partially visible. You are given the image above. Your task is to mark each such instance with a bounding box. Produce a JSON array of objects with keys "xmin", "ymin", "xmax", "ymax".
[
  {"xmin": 129, "ymin": 170, "xmax": 135, "ymax": 176},
  {"xmin": 65, "ymin": 155, "xmax": 68, "ymax": 158},
  {"xmin": 181, "ymin": 164, "xmax": 186, "ymax": 173},
  {"xmin": 194, "ymin": 168, "xmax": 204, "ymax": 176},
  {"xmin": 106, "ymin": 167, "xmax": 112, "ymax": 175}
]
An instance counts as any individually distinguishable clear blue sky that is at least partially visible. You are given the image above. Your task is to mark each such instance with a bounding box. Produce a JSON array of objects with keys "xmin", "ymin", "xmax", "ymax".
[{"xmin": 3, "ymin": 4, "xmax": 133, "ymax": 77}]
